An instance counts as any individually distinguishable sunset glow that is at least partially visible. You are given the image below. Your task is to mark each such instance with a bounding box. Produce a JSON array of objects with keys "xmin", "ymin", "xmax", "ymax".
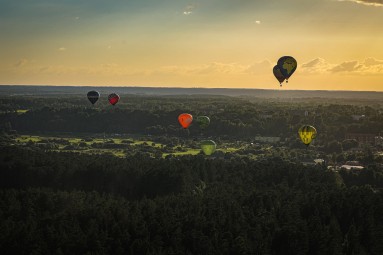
[{"xmin": 1, "ymin": 0, "xmax": 383, "ymax": 90}]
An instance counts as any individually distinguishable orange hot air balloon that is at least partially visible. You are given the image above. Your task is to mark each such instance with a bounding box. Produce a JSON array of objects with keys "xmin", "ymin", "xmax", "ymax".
[{"xmin": 178, "ymin": 113, "xmax": 193, "ymax": 129}]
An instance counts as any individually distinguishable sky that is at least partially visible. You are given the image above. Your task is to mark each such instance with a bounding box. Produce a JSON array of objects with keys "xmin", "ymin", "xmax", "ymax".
[{"xmin": 1, "ymin": 0, "xmax": 383, "ymax": 91}]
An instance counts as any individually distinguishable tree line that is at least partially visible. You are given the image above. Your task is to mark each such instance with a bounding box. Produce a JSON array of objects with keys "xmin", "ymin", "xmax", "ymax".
[{"xmin": 1, "ymin": 95, "xmax": 383, "ymax": 144}]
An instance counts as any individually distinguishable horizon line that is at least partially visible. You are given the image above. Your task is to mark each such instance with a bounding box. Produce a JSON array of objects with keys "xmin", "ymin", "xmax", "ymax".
[{"xmin": 0, "ymin": 84, "xmax": 382, "ymax": 93}]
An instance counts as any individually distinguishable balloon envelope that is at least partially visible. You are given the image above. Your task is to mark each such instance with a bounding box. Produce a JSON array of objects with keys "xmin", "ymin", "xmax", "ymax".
[
  {"xmin": 178, "ymin": 113, "xmax": 193, "ymax": 129},
  {"xmin": 201, "ymin": 140, "xmax": 216, "ymax": 156},
  {"xmin": 298, "ymin": 125, "xmax": 317, "ymax": 146},
  {"xmin": 196, "ymin": 116, "xmax": 210, "ymax": 129},
  {"xmin": 87, "ymin": 91, "xmax": 100, "ymax": 105},
  {"xmin": 277, "ymin": 56, "xmax": 297, "ymax": 80},
  {"xmin": 108, "ymin": 93, "xmax": 120, "ymax": 106},
  {"xmin": 273, "ymin": 65, "xmax": 285, "ymax": 85}
]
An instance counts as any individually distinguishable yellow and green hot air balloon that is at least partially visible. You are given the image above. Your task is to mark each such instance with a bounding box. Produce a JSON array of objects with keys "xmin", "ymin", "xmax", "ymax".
[
  {"xmin": 196, "ymin": 116, "xmax": 210, "ymax": 129},
  {"xmin": 200, "ymin": 140, "xmax": 216, "ymax": 156},
  {"xmin": 298, "ymin": 125, "xmax": 317, "ymax": 146},
  {"xmin": 277, "ymin": 56, "xmax": 297, "ymax": 83}
]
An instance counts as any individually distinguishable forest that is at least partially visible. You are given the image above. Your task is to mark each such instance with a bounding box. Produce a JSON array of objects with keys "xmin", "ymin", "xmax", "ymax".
[{"xmin": 1, "ymin": 87, "xmax": 383, "ymax": 254}]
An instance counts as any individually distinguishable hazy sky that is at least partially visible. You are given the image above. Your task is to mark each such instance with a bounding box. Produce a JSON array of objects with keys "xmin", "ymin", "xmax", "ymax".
[{"xmin": 1, "ymin": 0, "xmax": 383, "ymax": 90}]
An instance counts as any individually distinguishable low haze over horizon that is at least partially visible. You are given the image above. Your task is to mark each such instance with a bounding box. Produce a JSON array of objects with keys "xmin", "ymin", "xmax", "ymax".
[{"xmin": 1, "ymin": 0, "xmax": 383, "ymax": 91}]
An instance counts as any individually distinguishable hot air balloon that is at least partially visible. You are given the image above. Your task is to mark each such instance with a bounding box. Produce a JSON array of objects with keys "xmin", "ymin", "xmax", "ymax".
[
  {"xmin": 277, "ymin": 56, "xmax": 297, "ymax": 83},
  {"xmin": 108, "ymin": 93, "xmax": 120, "ymax": 106},
  {"xmin": 273, "ymin": 65, "xmax": 285, "ymax": 87},
  {"xmin": 298, "ymin": 125, "xmax": 317, "ymax": 146},
  {"xmin": 196, "ymin": 116, "xmax": 210, "ymax": 129},
  {"xmin": 201, "ymin": 140, "xmax": 216, "ymax": 156},
  {"xmin": 87, "ymin": 91, "xmax": 100, "ymax": 105},
  {"xmin": 178, "ymin": 113, "xmax": 193, "ymax": 129}
]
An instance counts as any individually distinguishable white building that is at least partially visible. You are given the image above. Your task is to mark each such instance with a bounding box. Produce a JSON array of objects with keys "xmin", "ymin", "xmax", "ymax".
[{"xmin": 351, "ymin": 115, "xmax": 365, "ymax": 121}]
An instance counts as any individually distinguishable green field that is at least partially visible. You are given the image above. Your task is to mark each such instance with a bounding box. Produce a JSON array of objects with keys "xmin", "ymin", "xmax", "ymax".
[{"xmin": 13, "ymin": 134, "xmax": 245, "ymax": 158}]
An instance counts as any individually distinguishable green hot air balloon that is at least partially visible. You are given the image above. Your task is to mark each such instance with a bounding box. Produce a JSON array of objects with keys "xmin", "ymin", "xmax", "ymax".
[
  {"xmin": 196, "ymin": 116, "xmax": 210, "ymax": 129},
  {"xmin": 201, "ymin": 140, "xmax": 216, "ymax": 156}
]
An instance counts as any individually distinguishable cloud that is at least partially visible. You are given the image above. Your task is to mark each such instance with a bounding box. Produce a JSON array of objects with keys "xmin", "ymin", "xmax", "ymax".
[
  {"xmin": 363, "ymin": 57, "xmax": 383, "ymax": 66},
  {"xmin": 183, "ymin": 4, "xmax": 196, "ymax": 15},
  {"xmin": 246, "ymin": 60, "xmax": 272, "ymax": 75},
  {"xmin": 357, "ymin": 58, "xmax": 383, "ymax": 73},
  {"xmin": 9, "ymin": 58, "xmax": 383, "ymax": 83},
  {"xmin": 156, "ymin": 58, "xmax": 383, "ymax": 77},
  {"xmin": 338, "ymin": 0, "xmax": 383, "ymax": 6},
  {"xmin": 300, "ymin": 57, "xmax": 383, "ymax": 75},
  {"xmin": 58, "ymin": 47, "xmax": 67, "ymax": 51},
  {"xmin": 195, "ymin": 62, "xmax": 242, "ymax": 75},
  {"xmin": 254, "ymin": 20, "xmax": 261, "ymax": 25},
  {"xmin": 301, "ymin": 58, "xmax": 331, "ymax": 73},
  {"xmin": 160, "ymin": 61, "xmax": 273, "ymax": 76},
  {"xmin": 14, "ymin": 58, "xmax": 28, "ymax": 68},
  {"xmin": 329, "ymin": 61, "xmax": 362, "ymax": 73},
  {"xmin": 302, "ymin": 58, "xmax": 325, "ymax": 68},
  {"xmin": 151, "ymin": 61, "xmax": 274, "ymax": 77},
  {"xmin": 156, "ymin": 62, "xmax": 247, "ymax": 76}
]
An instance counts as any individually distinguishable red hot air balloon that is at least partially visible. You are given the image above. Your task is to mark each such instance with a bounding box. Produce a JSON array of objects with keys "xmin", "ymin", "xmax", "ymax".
[
  {"xmin": 178, "ymin": 113, "xmax": 193, "ymax": 129},
  {"xmin": 108, "ymin": 93, "xmax": 120, "ymax": 106}
]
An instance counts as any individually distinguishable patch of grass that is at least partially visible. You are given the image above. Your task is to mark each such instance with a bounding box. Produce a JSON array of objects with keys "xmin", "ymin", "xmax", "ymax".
[
  {"xmin": 132, "ymin": 140, "xmax": 148, "ymax": 145},
  {"xmin": 221, "ymin": 147, "xmax": 238, "ymax": 153},
  {"xmin": 112, "ymin": 150, "xmax": 126, "ymax": 157},
  {"xmin": 16, "ymin": 109, "xmax": 28, "ymax": 114},
  {"xmin": 68, "ymin": 138, "xmax": 83, "ymax": 143},
  {"xmin": 165, "ymin": 149, "xmax": 202, "ymax": 157},
  {"xmin": 16, "ymin": 135, "xmax": 41, "ymax": 143},
  {"xmin": 131, "ymin": 140, "xmax": 164, "ymax": 148}
]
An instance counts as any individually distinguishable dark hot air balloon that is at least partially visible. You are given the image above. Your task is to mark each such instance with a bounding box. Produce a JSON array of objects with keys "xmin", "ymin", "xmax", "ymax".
[
  {"xmin": 273, "ymin": 65, "xmax": 285, "ymax": 87},
  {"xmin": 196, "ymin": 116, "xmax": 210, "ymax": 129},
  {"xmin": 87, "ymin": 91, "xmax": 100, "ymax": 105}
]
